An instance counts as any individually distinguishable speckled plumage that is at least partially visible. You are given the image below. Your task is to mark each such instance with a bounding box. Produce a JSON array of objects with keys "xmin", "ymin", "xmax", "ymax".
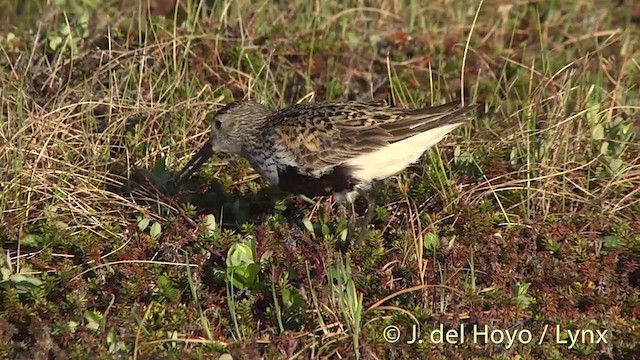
[
  {"xmin": 176, "ymin": 99, "xmax": 479, "ymax": 202},
  {"xmin": 175, "ymin": 99, "xmax": 479, "ymax": 245}
]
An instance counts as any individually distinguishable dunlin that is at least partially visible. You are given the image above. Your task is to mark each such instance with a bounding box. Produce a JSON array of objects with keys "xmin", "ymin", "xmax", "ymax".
[{"xmin": 176, "ymin": 99, "xmax": 479, "ymax": 245}]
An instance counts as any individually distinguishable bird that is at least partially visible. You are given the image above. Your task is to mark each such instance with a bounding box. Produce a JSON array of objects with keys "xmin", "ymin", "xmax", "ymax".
[{"xmin": 175, "ymin": 99, "xmax": 479, "ymax": 247}]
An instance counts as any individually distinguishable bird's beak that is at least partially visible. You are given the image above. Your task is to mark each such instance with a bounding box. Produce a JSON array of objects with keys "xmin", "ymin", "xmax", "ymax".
[{"xmin": 174, "ymin": 142, "xmax": 214, "ymax": 187}]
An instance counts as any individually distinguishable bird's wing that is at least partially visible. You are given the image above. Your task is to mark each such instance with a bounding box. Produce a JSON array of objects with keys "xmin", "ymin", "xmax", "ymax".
[{"xmin": 270, "ymin": 101, "xmax": 479, "ymax": 172}]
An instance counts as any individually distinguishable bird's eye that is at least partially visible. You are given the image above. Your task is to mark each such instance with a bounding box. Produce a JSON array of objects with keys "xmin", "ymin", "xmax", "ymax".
[{"xmin": 213, "ymin": 120, "xmax": 222, "ymax": 130}]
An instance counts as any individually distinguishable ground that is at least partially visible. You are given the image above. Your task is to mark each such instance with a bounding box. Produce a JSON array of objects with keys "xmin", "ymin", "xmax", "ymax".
[{"xmin": 1, "ymin": 0, "xmax": 639, "ymax": 359}]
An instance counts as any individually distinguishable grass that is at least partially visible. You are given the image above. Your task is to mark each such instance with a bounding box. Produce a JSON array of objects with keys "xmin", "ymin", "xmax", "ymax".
[{"xmin": 1, "ymin": 0, "xmax": 640, "ymax": 358}]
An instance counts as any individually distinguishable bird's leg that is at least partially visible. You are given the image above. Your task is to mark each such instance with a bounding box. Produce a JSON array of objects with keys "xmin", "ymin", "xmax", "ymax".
[
  {"xmin": 337, "ymin": 196, "xmax": 354, "ymax": 236},
  {"xmin": 338, "ymin": 197, "xmax": 349, "ymax": 220},
  {"xmin": 342, "ymin": 200, "xmax": 357, "ymax": 250},
  {"xmin": 332, "ymin": 196, "xmax": 355, "ymax": 251},
  {"xmin": 358, "ymin": 191, "xmax": 376, "ymax": 242}
]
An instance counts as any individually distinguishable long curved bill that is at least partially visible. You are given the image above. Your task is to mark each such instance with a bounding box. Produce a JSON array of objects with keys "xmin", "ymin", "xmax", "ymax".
[{"xmin": 174, "ymin": 142, "xmax": 214, "ymax": 187}]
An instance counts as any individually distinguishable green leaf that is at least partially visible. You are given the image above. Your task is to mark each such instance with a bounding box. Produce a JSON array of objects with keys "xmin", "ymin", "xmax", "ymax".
[
  {"xmin": 227, "ymin": 263, "xmax": 260, "ymax": 290},
  {"xmin": 9, "ymin": 273, "xmax": 42, "ymax": 285},
  {"xmin": 204, "ymin": 214, "xmax": 217, "ymax": 235},
  {"xmin": 299, "ymin": 195, "xmax": 316, "ymax": 205},
  {"xmin": 51, "ymin": 221, "xmax": 69, "ymax": 230},
  {"xmin": 1, "ymin": 267, "xmax": 11, "ymax": 281},
  {"xmin": 591, "ymin": 124, "xmax": 605, "ymax": 140},
  {"xmin": 137, "ymin": 217, "xmax": 150, "ymax": 231},
  {"xmin": 150, "ymin": 222, "xmax": 162, "ymax": 239},
  {"xmin": 226, "ymin": 243, "xmax": 255, "ymax": 267},
  {"xmin": 509, "ymin": 147, "xmax": 520, "ymax": 167},
  {"xmin": 423, "ymin": 232, "xmax": 439, "ymax": 251},
  {"xmin": 517, "ymin": 282, "xmax": 530, "ymax": 296},
  {"xmin": 586, "ymin": 104, "xmax": 599, "ymax": 126},
  {"xmin": 9, "ymin": 274, "xmax": 43, "ymax": 293},
  {"xmin": 107, "ymin": 330, "xmax": 117, "ymax": 344},
  {"xmin": 157, "ymin": 275, "xmax": 172, "ymax": 288},
  {"xmin": 599, "ymin": 141, "xmax": 609, "ymax": 155},
  {"xmin": 281, "ymin": 285, "xmax": 303, "ymax": 309},
  {"xmin": 339, "ymin": 227, "xmax": 348, "ymax": 241},
  {"xmin": 84, "ymin": 310, "xmax": 102, "ymax": 332},
  {"xmin": 321, "ymin": 223, "xmax": 330, "ymax": 238},
  {"xmin": 67, "ymin": 321, "xmax": 79, "ymax": 333},
  {"xmin": 281, "ymin": 286, "xmax": 293, "ymax": 307},
  {"xmin": 156, "ymin": 276, "xmax": 180, "ymax": 301},
  {"xmin": 302, "ymin": 217, "xmax": 315, "ymax": 238},
  {"xmin": 49, "ymin": 36, "xmax": 62, "ymax": 50},
  {"xmin": 273, "ymin": 200, "xmax": 287, "ymax": 211},
  {"xmin": 226, "ymin": 242, "xmax": 260, "ymax": 290},
  {"xmin": 607, "ymin": 158, "xmax": 623, "ymax": 173}
]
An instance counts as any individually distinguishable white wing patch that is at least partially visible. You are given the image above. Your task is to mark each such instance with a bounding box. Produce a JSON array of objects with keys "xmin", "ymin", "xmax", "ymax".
[{"xmin": 345, "ymin": 122, "xmax": 464, "ymax": 182}]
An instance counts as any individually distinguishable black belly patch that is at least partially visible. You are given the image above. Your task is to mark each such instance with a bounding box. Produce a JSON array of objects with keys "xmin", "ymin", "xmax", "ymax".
[{"xmin": 277, "ymin": 164, "xmax": 359, "ymax": 197}]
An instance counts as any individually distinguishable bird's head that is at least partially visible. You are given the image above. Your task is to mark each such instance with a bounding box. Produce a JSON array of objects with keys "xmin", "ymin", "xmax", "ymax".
[
  {"xmin": 174, "ymin": 100, "xmax": 271, "ymax": 187},
  {"xmin": 208, "ymin": 100, "xmax": 271, "ymax": 154}
]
